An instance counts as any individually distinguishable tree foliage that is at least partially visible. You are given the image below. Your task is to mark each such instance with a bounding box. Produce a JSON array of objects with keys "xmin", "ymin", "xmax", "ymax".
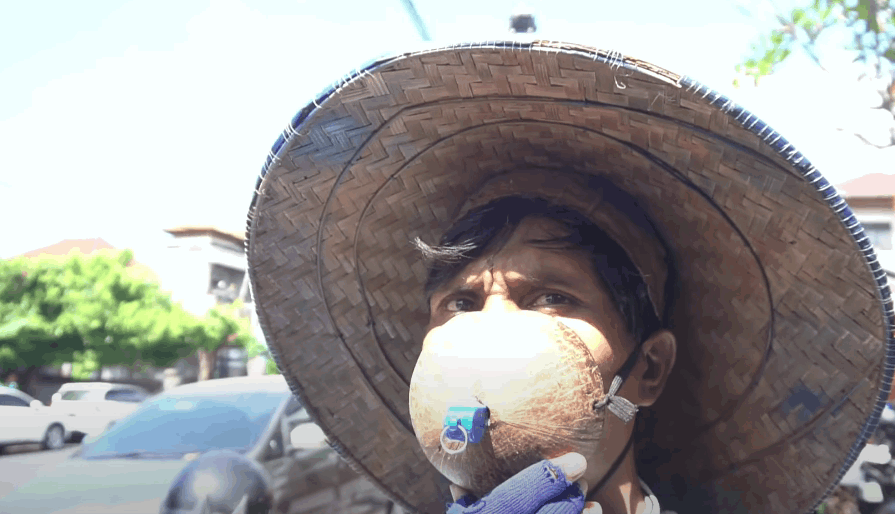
[
  {"xmin": 184, "ymin": 301, "xmax": 255, "ymax": 354},
  {"xmin": 185, "ymin": 300, "xmax": 257, "ymax": 381},
  {"xmin": 241, "ymin": 332, "xmax": 280, "ymax": 376},
  {"xmin": 0, "ymin": 256, "xmax": 86, "ymax": 375},
  {"xmin": 738, "ymin": 0, "xmax": 895, "ymax": 147},
  {"xmin": 0, "ymin": 250, "xmax": 259, "ymax": 385},
  {"xmin": 64, "ymin": 250, "xmax": 193, "ymax": 377}
]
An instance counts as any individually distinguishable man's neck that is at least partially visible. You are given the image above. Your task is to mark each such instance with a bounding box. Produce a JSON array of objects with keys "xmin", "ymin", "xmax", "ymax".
[{"xmin": 585, "ymin": 451, "xmax": 646, "ymax": 514}]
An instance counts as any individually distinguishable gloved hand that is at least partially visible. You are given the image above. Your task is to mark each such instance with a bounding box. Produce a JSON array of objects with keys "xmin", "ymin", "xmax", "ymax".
[{"xmin": 445, "ymin": 453, "xmax": 602, "ymax": 514}]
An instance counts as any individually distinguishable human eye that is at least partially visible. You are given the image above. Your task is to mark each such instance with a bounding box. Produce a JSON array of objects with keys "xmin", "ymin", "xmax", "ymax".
[
  {"xmin": 445, "ymin": 297, "xmax": 478, "ymax": 313},
  {"xmin": 528, "ymin": 293, "xmax": 575, "ymax": 309}
]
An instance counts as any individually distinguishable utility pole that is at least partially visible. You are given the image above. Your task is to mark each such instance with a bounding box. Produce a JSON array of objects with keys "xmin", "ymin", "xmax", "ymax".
[{"xmin": 399, "ymin": 0, "xmax": 432, "ymax": 41}]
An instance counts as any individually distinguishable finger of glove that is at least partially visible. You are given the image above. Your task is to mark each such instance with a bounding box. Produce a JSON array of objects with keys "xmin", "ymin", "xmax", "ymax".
[
  {"xmin": 447, "ymin": 497, "xmax": 477, "ymax": 514},
  {"xmin": 468, "ymin": 458, "xmax": 579, "ymax": 514},
  {"xmin": 446, "ymin": 493, "xmax": 478, "ymax": 511},
  {"xmin": 444, "ymin": 454, "xmax": 586, "ymax": 514},
  {"xmin": 535, "ymin": 481, "xmax": 587, "ymax": 514},
  {"xmin": 548, "ymin": 453, "xmax": 587, "ymax": 483}
]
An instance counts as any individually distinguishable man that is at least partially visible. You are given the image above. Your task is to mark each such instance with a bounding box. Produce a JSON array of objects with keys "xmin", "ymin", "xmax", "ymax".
[
  {"xmin": 245, "ymin": 41, "xmax": 893, "ymax": 513},
  {"xmin": 410, "ymin": 195, "xmax": 677, "ymax": 513}
]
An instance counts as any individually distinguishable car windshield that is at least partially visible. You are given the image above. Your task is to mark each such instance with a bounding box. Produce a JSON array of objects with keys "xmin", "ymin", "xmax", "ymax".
[
  {"xmin": 61, "ymin": 390, "xmax": 92, "ymax": 400},
  {"xmin": 78, "ymin": 390, "xmax": 286, "ymax": 459}
]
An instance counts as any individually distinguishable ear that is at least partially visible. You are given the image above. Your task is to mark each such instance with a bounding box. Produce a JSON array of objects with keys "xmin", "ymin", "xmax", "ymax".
[{"xmin": 629, "ymin": 330, "xmax": 676, "ymax": 407}]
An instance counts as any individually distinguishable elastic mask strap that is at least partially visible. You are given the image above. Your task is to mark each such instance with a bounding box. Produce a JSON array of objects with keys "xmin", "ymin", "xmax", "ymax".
[
  {"xmin": 588, "ymin": 429, "xmax": 637, "ymax": 500},
  {"xmin": 593, "ymin": 346, "xmax": 642, "ymax": 424}
]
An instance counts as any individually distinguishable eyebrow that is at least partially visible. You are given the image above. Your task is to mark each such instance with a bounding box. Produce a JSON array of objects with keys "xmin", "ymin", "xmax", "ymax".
[
  {"xmin": 437, "ymin": 269, "xmax": 589, "ymax": 297},
  {"xmin": 523, "ymin": 236, "xmax": 577, "ymax": 249}
]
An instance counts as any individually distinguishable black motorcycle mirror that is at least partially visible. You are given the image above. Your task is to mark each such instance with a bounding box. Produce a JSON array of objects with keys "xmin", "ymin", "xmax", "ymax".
[{"xmin": 160, "ymin": 449, "xmax": 272, "ymax": 514}]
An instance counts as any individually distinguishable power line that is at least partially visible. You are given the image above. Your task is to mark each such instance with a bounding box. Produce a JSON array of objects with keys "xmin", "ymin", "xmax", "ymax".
[{"xmin": 399, "ymin": 0, "xmax": 431, "ymax": 41}]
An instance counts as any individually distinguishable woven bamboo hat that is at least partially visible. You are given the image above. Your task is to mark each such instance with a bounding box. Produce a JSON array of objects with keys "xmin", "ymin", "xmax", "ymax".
[{"xmin": 245, "ymin": 41, "xmax": 895, "ymax": 514}]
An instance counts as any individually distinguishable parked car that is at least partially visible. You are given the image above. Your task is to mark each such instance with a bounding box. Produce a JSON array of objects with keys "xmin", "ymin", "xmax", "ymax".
[
  {"xmin": 50, "ymin": 382, "xmax": 150, "ymax": 440},
  {"xmin": 0, "ymin": 386, "xmax": 69, "ymax": 453},
  {"xmin": 0, "ymin": 376, "xmax": 401, "ymax": 514},
  {"xmin": 833, "ymin": 403, "xmax": 895, "ymax": 514}
]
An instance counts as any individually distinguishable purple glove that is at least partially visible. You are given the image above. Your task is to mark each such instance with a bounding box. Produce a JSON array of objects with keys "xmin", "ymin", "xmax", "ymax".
[{"xmin": 446, "ymin": 458, "xmax": 587, "ymax": 514}]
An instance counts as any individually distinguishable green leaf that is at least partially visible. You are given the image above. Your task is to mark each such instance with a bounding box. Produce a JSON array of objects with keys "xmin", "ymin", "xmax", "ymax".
[
  {"xmin": 884, "ymin": 46, "xmax": 895, "ymax": 63},
  {"xmin": 852, "ymin": 0, "xmax": 880, "ymax": 33},
  {"xmin": 0, "ymin": 317, "xmax": 30, "ymax": 339}
]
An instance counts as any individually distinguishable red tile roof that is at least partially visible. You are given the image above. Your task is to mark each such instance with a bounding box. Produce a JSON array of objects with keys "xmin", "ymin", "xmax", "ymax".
[
  {"xmin": 837, "ymin": 173, "xmax": 895, "ymax": 198},
  {"xmin": 18, "ymin": 238, "xmax": 115, "ymax": 258},
  {"xmin": 14, "ymin": 238, "xmax": 161, "ymax": 282}
]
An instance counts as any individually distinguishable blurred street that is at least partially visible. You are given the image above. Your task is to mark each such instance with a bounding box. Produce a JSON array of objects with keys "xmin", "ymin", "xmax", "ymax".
[
  {"xmin": 0, "ymin": 377, "xmax": 402, "ymax": 514},
  {"xmin": 0, "ymin": 444, "xmax": 79, "ymax": 500}
]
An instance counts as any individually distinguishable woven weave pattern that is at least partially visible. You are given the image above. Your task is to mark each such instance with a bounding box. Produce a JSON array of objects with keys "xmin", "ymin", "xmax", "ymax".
[{"xmin": 247, "ymin": 43, "xmax": 891, "ymax": 514}]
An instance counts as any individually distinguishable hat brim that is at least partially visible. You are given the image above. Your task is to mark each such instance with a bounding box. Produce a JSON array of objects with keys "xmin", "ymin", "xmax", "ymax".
[{"xmin": 246, "ymin": 41, "xmax": 895, "ymax": 514}]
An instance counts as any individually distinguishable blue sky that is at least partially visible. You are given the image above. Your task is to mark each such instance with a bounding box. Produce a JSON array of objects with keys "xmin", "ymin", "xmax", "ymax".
[{"xmin": 1, "ymin": 0, "xmax": 891, "ymax": 258}]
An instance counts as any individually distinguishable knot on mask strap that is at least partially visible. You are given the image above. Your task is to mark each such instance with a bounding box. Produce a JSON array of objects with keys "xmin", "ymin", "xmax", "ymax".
[
  {"xmin": 593, "ymin": 375, "xmax": 639, "ymax": 423},
  {"xmin": 593, "ymin": 344, "xmax": 643, "ymax": 424}
]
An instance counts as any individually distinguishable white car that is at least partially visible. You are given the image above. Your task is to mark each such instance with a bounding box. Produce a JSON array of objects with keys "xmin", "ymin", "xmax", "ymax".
[
  {"xmin": 0, "ymin": 386, "xmax": 69, "ymax": 452},
  {"xmin": 50, "ymin": 382, "xmax": 150, "ymax": 440}
]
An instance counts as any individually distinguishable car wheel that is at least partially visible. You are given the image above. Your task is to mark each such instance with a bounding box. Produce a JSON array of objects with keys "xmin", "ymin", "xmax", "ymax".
[{"xmin": 42, "ymin": 424, "xmax": 65, "ymax": 451}]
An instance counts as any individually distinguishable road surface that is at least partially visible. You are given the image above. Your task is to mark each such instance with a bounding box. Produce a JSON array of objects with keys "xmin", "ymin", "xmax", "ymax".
[{"xmin": 0, "ymin": 444, "xmax": 79, "ymax": 500}]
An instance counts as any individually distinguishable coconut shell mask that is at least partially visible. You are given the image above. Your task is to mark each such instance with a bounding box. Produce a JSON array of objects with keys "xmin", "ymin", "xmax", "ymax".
[{"xmin": 409, "ymin": 311, "xmax": 637, "ymax": 496}]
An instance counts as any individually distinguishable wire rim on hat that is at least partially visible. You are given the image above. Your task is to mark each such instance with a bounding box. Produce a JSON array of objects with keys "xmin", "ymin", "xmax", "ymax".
[{"xmin": 245, "ymin": 41, "xmax": 895, "ymax": 514}]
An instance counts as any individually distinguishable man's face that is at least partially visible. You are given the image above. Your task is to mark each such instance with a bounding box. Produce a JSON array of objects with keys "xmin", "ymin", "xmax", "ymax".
[
  {"xmin": 427, "ymin": 216, "xmax": 636, "ymax": 377},
  {"xmin": 424, "ymin": 215, "xmax": 645, "ymax": 482}
]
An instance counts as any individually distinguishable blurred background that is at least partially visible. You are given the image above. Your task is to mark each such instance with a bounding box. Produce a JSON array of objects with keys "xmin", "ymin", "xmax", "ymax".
[{"xmin": 1, "ymin": 1, "xmax": 894, "ymax": 513}]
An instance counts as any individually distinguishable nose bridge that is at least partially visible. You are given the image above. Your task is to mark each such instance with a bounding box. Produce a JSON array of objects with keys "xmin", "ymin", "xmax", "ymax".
[
  {"xmin": 481, "ymin": 293, "xmax": 519, "ymax": 313},
  {"xmin": 479, "ymin": 267, "xmax": 520, "ymax": 314}
]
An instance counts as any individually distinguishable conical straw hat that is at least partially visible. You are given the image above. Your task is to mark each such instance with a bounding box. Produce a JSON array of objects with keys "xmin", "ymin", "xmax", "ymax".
[{"xmin": 245, "ymin": 41, "xmax": 895, "ymax": 513}]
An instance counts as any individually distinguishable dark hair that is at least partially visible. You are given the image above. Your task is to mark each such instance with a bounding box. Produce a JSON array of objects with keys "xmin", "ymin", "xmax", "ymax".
[{"xmin": 414, "ymin": 196, "xmax": 665, "ymax": 345}]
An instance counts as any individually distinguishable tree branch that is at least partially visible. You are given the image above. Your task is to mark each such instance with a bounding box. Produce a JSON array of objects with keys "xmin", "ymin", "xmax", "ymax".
[
  {"xmin": 800, "ymin": 40, "xmax": 832, "ymax": 71},
  {"xmin": 836, "ymin": 126, "xmax": 895, "ymax": 148}
]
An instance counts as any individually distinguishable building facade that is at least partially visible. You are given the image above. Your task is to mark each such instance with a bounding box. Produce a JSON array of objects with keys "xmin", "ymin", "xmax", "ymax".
[{"xmin": 838, "ymin": 173, "xmax": 895, "ymax": 275}]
